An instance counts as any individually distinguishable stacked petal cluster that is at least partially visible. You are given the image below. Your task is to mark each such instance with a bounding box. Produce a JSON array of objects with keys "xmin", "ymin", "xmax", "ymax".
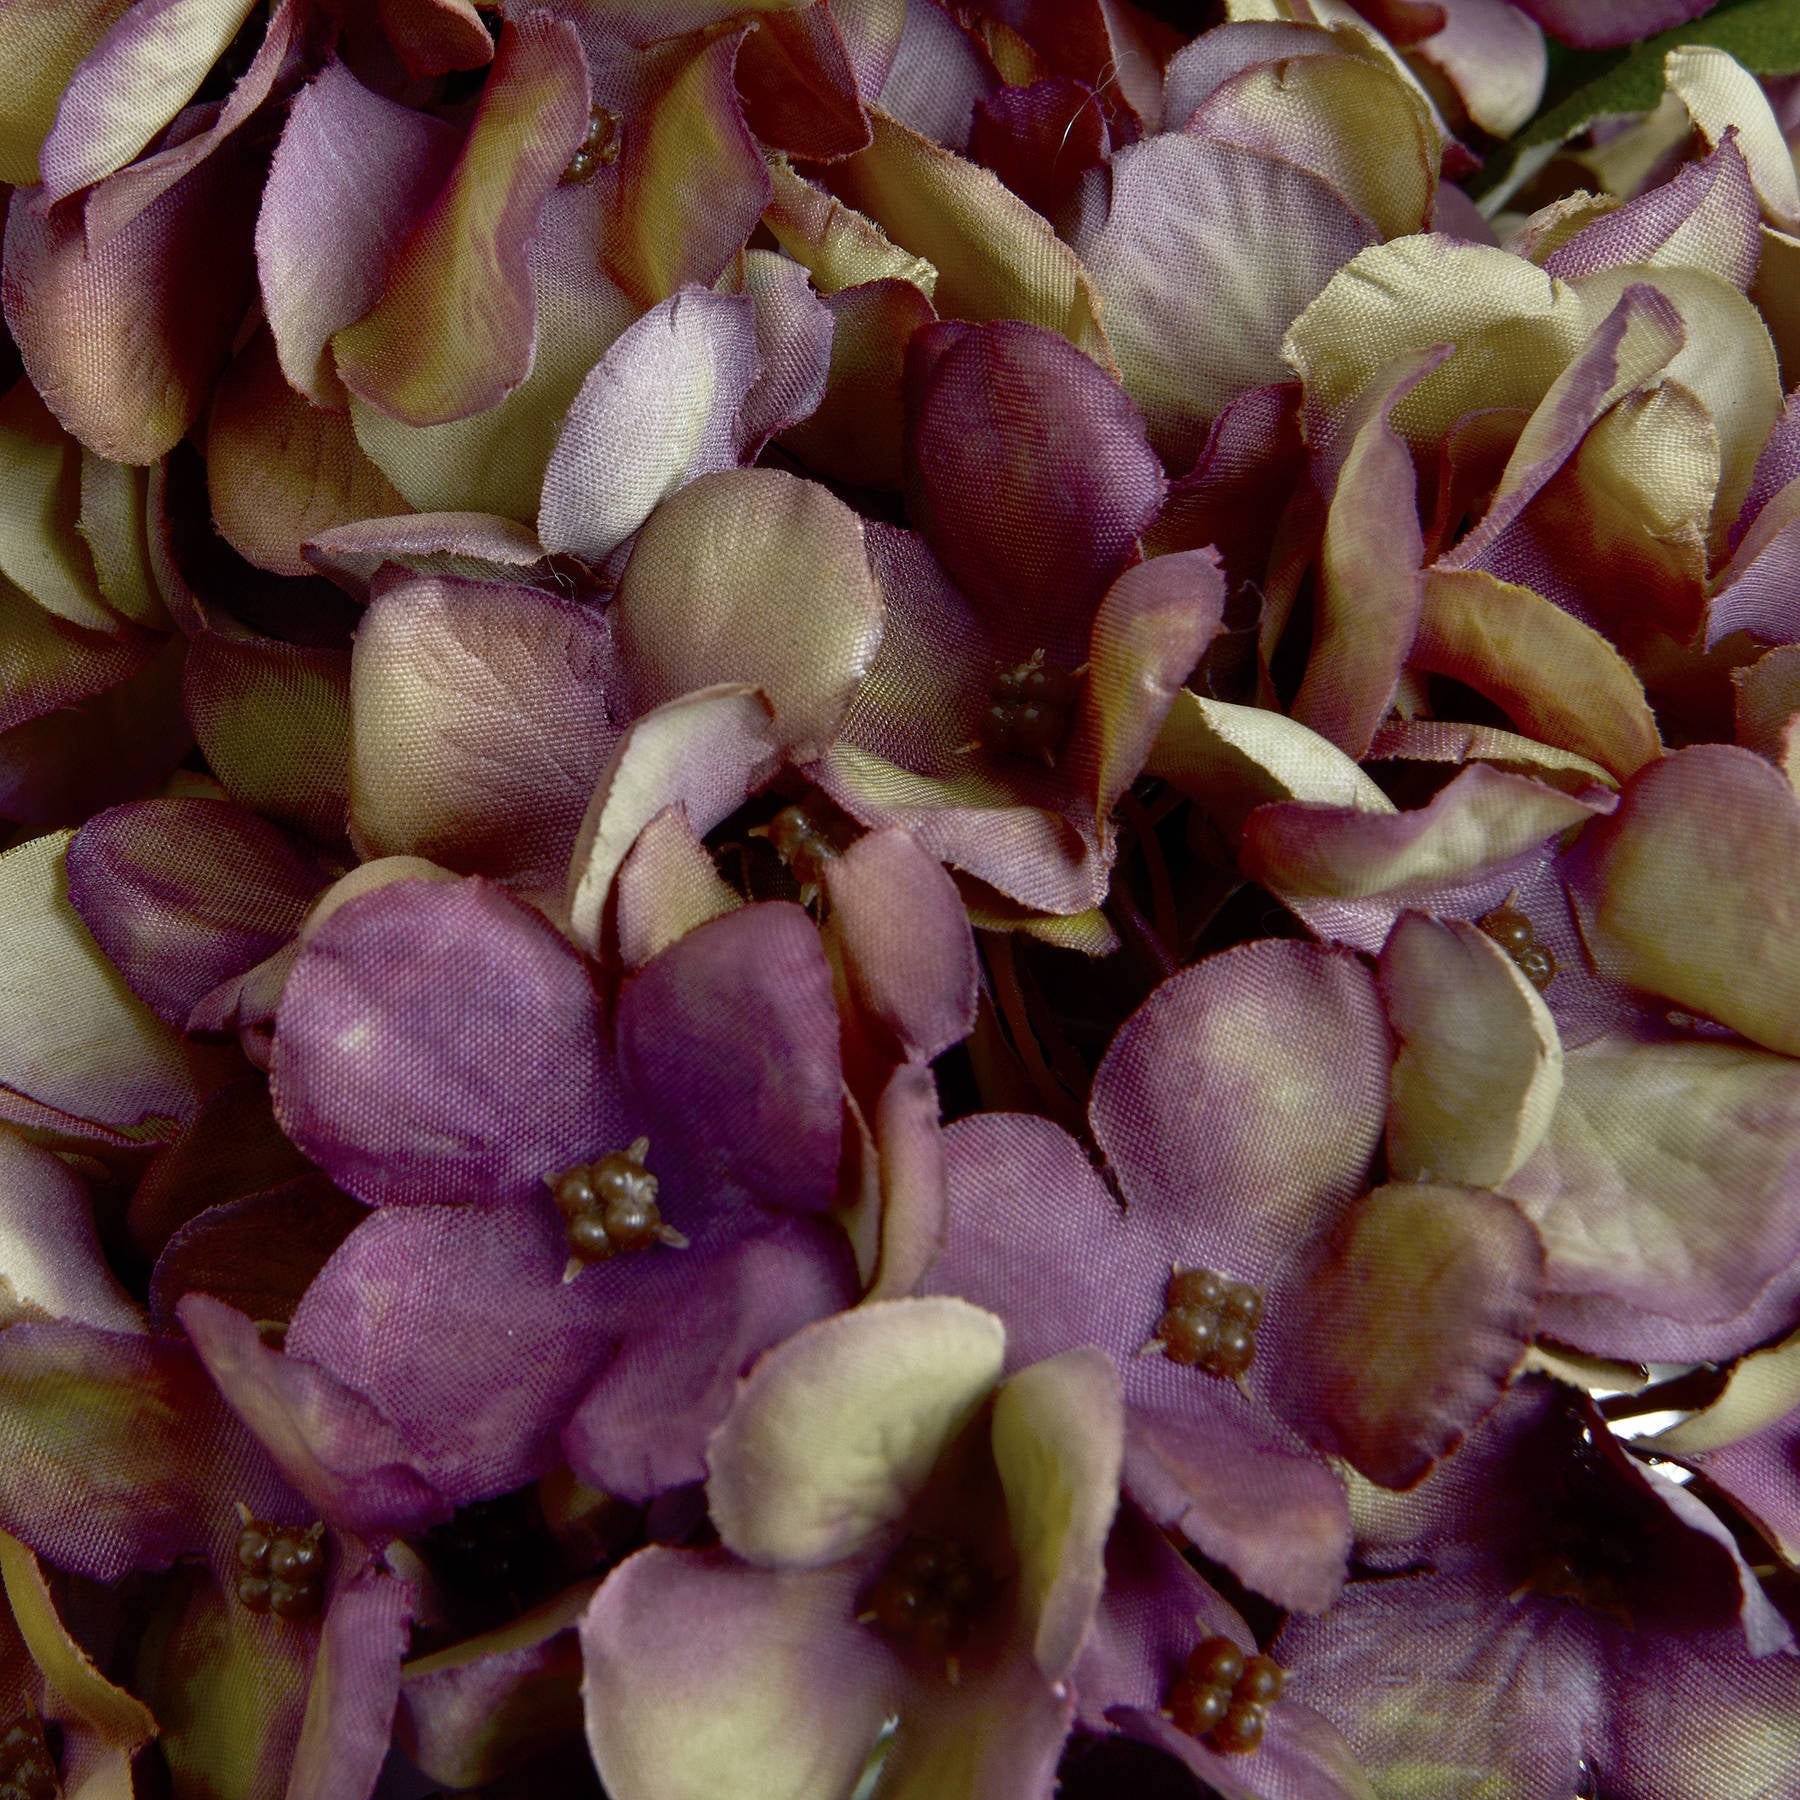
[{"xmin": 4, "ymin": 0, "xmax": 1800, "ymax": 1795}]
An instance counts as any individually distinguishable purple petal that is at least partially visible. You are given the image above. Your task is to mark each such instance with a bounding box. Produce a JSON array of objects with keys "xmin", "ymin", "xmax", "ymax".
[
  {"xmin": 287, "ymin": 1562, "xmax": 416, "ymax": 1800},
  {"xmin": 1731, "ymin": 387, "xmax": 1800, "ymax": 555},
  {"xmin": 617, "ymin": 902, "xmax": 843, "ymax": 1218},
  {"xmin": 271, "ymin": 876, "xmax": 625, "ymax": 1209},
  {"xmin": 537, "ymin": 288, "xmax": 761, "ymax": 564},
  {"xmin": 1511, "ymin": 0, "xmax": 1721, "ymax": 49},
  {"xmin": 822, "ymin": 827, "xmax": 978, "ymax": 1066},
  {"xmin": 65, "ymin": 797, "xmax": 326, "ymax": 1027},
  {"xmin": 1162, "ymin": 23, "xmax": 1339, "ymax": 131},
  {"xmin": 1110, "ymin": 1702, "xmax": 1377, "ymax": 1800},
  {"xmin": 560, "ymin": 1216, "xmax": 858, "ymax": 1504},
  {"xmin": 1089, "ymin": 942, "xmax": 1390, "ymax": 1289},
  {"xmin": 905, "ymin": 319, "xmax": 1164, "ymax": 651},
  {"xmin": 284, "ymin": 1202, "xmax": 642, "ymax": 1504},
  {"xmin": 303, "ymin": 510, "xmax": 556, "ymax": 602},
  {"xmin": 256, "ymin": 57, "xmax": 461, "ymax": 406},
  {"xmin": 349, "ymin": 576, "xmax": 621, "ymax": 887},
  {"xmin": 179, "ymin": 1293, "xmax": 452, "ymax": 1540},
  {"xmin": 0, "ymin": 1127, "xmax": 141, "ymax": 1331},
  {"xmin": 614, "ymin": 803, "xmax": 743, "ymax": 969},
  {"xmin": 969, "ymin": 77, "xmax": 1109, "ymax": 223},
  {"xmin": 736, "ymin": 248, "xmax": 834, "ymax": 453}
]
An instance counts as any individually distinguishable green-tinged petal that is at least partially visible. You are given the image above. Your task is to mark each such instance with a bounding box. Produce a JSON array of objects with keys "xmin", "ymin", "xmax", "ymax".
[
  {"xmin": 77, "ymin": 451, "xmax": 162, "ymax": 628},
  {"xmin": 137, "ymin": 1571, "xmax": 311, "ymax": 1800},
  {"xmin": 705, "ymin": 1297, "xmax": 1004, "ymax": 1567},
  {"xmin": 582, "ymin": 1551, "xmax": 895, "ymax": 1800},
  {"xmin": 991, "ymin": 1347, "xmax": 1122, "ymax": 1684},
  {"xmin": 0, "ymin": 1531, "xmax": 154, "ymax": 1747},
  {"xmin": 764, "ymin": 156, "xmax": 939, "ymax": 296},
  {"xmin": 0, "ymin": 0, "xmax": 133, "ymax": 185},
  {"xmin": 565, "ymin": 686, "xmax": 780, "ymax": 957},
  {"xmin": 0, "ymin": 378, "xmax": 116, "ymax": 632},
  {"xmin": 823, "ymin": 111, "xmax": 1111, "ymax": 368},
  {"xmin": 1565, "ymin": 744, "xmax": 1800, "ymax": 1056},
  {"xmin": 614, "ymin": 805, "xmax": 742, "ymax": 970},
  {"xmin": 613, "ymin": 468, "xmax": 883, "ymax": 754},
  {"xmin": 1380, "ymin": 913, "xmax": 1563, "ymax": 1188},
  {"xmin": 602, "ymin": 25, "xmax": 772, "ymax": 306},
  {"xmin": 1667, "ymin": 44, "xmax": 1800, "ymax": 230},
  {"xmin": 1411, "ymin": 568, "xmax": 1661, "ymax": 781},
  {"xmin": 334, "ymin": 13, "xmax": 592, "ymax": 425},
  {"xmin": 398, "ymin": 1581, "xmax": 595, "ymax": 1789},
  {"xmin": 206, "ymin": 328, "xmax": 409, "ymax": 577},
  {"xmin": 1146, "ymin": 690, "xmax": 1395, "ymax": 848},
  {"xmin": 0, "ymin": 1126, "xmax": 141, "ymax": 1331},
  {"xmin": 1284, "ymin": 238, "xmax": 1587, "ymax": 451},
  {"xmin": 183, "ymin": 633, "xmax": 351, "ymax": 847},
  {"xmin": 1271, "ymin": 1182, "xmax": 1543, "ymax": 1489},
  {"xmin": 0, "ymin": 831, "xmax": 228, "ymax": 1137},
  {"xmin": 1499, "ymin": 1035, "xmax": 1800, "ymax": 1324}
]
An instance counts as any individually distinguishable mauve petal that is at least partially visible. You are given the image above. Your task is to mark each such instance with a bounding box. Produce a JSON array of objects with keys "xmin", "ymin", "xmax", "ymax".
[
  {"xmin": 287, "ymin": 1562, "xmax": 416, "ymax": 1800},
  {"xmin": 0, "ymin": 829, "xmax": 231, "ymax": 1138},
  {"xmin": 3, "ymin": 141, "xmax": 260, "ymax": 463},
  {"xmin": 561, "ymin": 1216, "xmax": 857, "ymax": 1504},
  {"xmin": 396, "ymin": 1580, "xmax": 592, "ymax": 1790},
  {"xmin": 736, "ymin": 247, "xmax": 834, "ymax": 453},
  {"xmin": 1414, "ymin": 0, "xmax": 1545, "ymax": 139},
  {"xmin": 969, "ymin": 77, "xmax": 1108, "ymax": 222},
  {"xmin": 705, "ymin": 1297, "xmax": 1004, "ymax": 1568},
  {"xmin": 378, "ymin": 0, "xmax": 493, "ymax": 78},
  {"xmin": 1732, "ymin": 389, "xmax": 1800, "ymax": 556},
  {"xmin": 179, "ymin": 1293, "xmax": 452, "ymax": 1540},
  {"xmin": 1508, "ymin": 0, "xmax": 1716, "ymax": 49},
  {"xmin": 1545, "ymin": 135, "xmax": 1761, "ymax": 288},
  {"xmin": 0, "ymin": 1321, "xmax": 296, "ymax": 1582},
  {"xmin": 905, "ymin": 319, "xmax": 1164, "ymax": 646},
  {"xmin": 565, "ymin": 685, "xmax": 781, "ymax": 957},
  {"xmin": 334, "ymin": 13, "xmax": 591, "ymax": 424},
  {"xmin": 1565, "ymin": 745, "xmax": 1800, "ymax": 1057},
  {"xmin": 0, "ymin": 580, "xmax": 154, "ymax": 736},
  {"xmin": 1498, "ymin": 1035, "xmax": 1800, "ymax": 1326},
  {"xmin": 285, "ymin": 1201, "xmax": 638, "ymax": 1504},
  {"xmin": 1291, "ymin": 347, "xmax": 1438, "ymax": 760},
  {"xmin": 581, "ymin": 1550, "xmax": 897, "ymax": 1800},
  {"xmin": 1268, "ymin": 1182, "xmax": 1543, "ymax": 1490},
  {"xmin": 0, "ymin": 1, "xmax": 134, "ymax": 188},
  {"xmin": 183, "ymin": 632, "xmax": 351, "ymax": 848},
  {"xmin": 823, "ymin": 827, "xmax": 978, "ymax": 1065},
  {"xmin": 736, "ymin": 3, "xmax": 869, "ymax": 161},
  {"xmin": 0, "ymin": 1127, "xmax": 141, "ymax": 1331},
  {"xmin": 875, "ymin": 0, "xmax": 994, "ymax": 151},
  {"xmin": 271, "ymin": 876, "xmax": 624, "ymax": 1209},
  {"xmin": 613, "ymin": 468, "xmax": 883, "ymax": 754},
  {"xmin": 537, "ymin": 287, "xmax": 760, "ymax": 565},
  {"xmin": 65, "ymin": 797, "xmax": 326, "ymax": 1027},
  {"xmin": 303, "ymin": 510, "xmax": 554, "ymax": 601},
  {"xmin": 36, "ymin": 0, "xmax": 259, "ymax": 202},
  {"xmin": 866, "ymin": 1060, "xmax": 953, "ymax": 1302},
  {"xmin": 1090, "ymin": 942, "xmax": 1390, "ymax": 1289},
  {"xmin": 255, "ymin": 58, "xmax": 460, "ymax": 407},
  {"xmin": 1122, "ymin": 1392, "xmax": 1352, "ymax": 1616},
  {"xmin": 349, "ymin": 575, "xmax": 620, "ymax": 887},
  {"xmin": 618, "ymin": 901, "xmax": 842, "ymax": 1218},
  {"xmin": 1075, "ymin": 133, "xmax": 1376, "ymax": 470},
  {"xmin": 1162, "ymin": 22, "xmax": 1339, "ymax": 131}
]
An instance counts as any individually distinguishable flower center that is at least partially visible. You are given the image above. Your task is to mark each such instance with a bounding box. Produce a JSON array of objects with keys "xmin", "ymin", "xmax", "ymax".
[
  {"xmin": 548, "ymin": 1137, "xmax": 689, "ymax": 1277},
  {"xmin": 561, "ymin": 104, "xmax": 622, "ymax": 184},
  {"xmin": 1147, "ymin": 1267, "xmax": 1262, "ymax": 1379},
  {"xmin": 978, "ymin": 654, "xmax": 1083, "ymax": 762},
  {"xmin": 1164, "ymin": 1634, "xmax": 1285, "ymax": 1753},
  {"xmin": 0, "ymin": 1715, "xmax": 59, "ymax": 1800},
  {"xmin": 859, "ymin": 1532, "xmax": 997, "ymax": 1659},
  {"xmin": 234, "ymin": 1513, "xmax": 325, "ymax": 1620},
  {"xmin": 1477, "ymin": 902, "xmax": 1556, "ymax": 991}
]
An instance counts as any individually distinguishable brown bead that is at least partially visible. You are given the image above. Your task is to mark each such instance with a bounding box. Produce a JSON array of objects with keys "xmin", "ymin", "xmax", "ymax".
[
  {"xmin": 1235, "ymin": 1654, "xmax": 1285, "ymax": 1705},
  {"xmin": 1210, "ymin": 1698, "xmax": 1267, "ymax": 1753},
  {"xmin": 235, "ymin": 1574, "xmax": 271, "ymax": 1613},
  {"xmin": 1022, "ymin": 662, "xmax": 1082, "ymax": 708},
  {"xmin": 269, "ymin": 1535, "xmax": 320, "ymax": 1581},
  {"xmin": 1185, "ymin": 1635, "xmax": 1245, "ymax": 1689},
  {"xmin": 1209, "ymin": 1320, "xmax": 1256, "ymax": 1378},
  {"xmin": 1514, "ymin": 942, "xmax": 1557, "ymax": 990},
  {"xmin": 269, "ymin": 1577, "xmax": 320, "ymax": 1621},
  {"xmin": 602, "ymin": 1191, "xmax": 660, "ymax": 1251},
  {"xmin": 1167, "ymin": 1267, "xmax": 1225, "ymax": 1311},
  {"xmin": 235, "ymin": 1524, "xmax": 271, "ymax": 1572},
  {"xmin": 1166, "ymin": 1675, "xmax": 1230, "ymax": 1736},
  {"xmin": 1159, "ymin": 1307, "xmax": 1216, "ymax": 1365},
  {"xmin": 860, "ymin": 1533, "xmax": 991, "ymax": 1657},
  {"xmin": 567, "ymin": 1213, "xmax": 613, "ymax": 1261},
  {"xmin": 1219, "ymin": 1282, "xmax": 1263, "ymax": 1327},
  {"xmin": 1477, "ymin": 904, "xmax": 1536, "ymax": 952}
]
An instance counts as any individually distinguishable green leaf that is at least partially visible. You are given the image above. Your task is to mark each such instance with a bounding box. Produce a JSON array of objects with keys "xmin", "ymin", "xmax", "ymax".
[{"xmin": 1472, "ymin": 0, "xmax": 1800, "ymax": 199}]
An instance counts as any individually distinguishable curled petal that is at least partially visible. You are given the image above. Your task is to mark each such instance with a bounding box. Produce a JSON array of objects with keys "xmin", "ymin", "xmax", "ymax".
[
  {"xmin": 302, "ymin": 510, "xmax": 555, "ymax": 601},
  {"xmin": 735, "ymin": 247, "xmax": 834, "ymax": 454},
  {"xmin": 334, "ymin": 13, "xmax": 592, "ymax": 424},
  {"xmin": 538, "ymin": 288, "xmax": 760, "ymax": 565},
  {"xmin": 614, "ymin": 804, "xmax": 742, "ymax": 970},
  {"xmin": 0, "ymin": 1127, "xmax": 140, "ymax": 1331},
  {"xmin": 705, "ymin": 1296, "xmax": 1004, "ymax": 1567}
]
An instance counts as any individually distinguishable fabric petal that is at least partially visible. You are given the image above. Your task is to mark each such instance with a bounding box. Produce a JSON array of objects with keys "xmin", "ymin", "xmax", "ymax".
[
  {"xmin": 705, "ymin": 1296, "xmax": 1004, "ymax": 1568},
  {"xmin": 270, "ymin": 875, "xmax": 624, "ymax": 1208},
  {"xmin": 0, "ymin": 1127, "xmax": 141, "ymax": 1332}
]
